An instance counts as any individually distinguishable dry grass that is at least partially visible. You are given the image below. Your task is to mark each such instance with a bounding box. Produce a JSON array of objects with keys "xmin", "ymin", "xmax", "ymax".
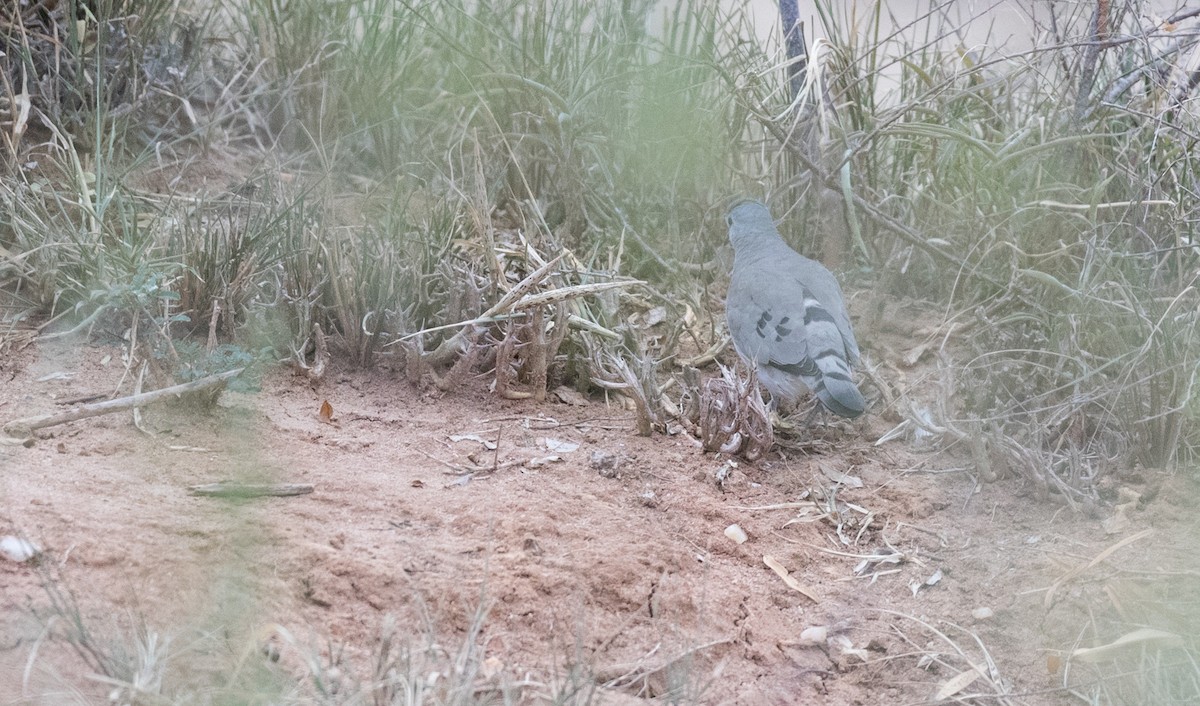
[
  {"xmin": 20, "ymin": 560, "xmax": 602, "ymax": 705},
  {"xmin": 3, "ymin": 0, "xmax": 1200, "ymax": 703}
]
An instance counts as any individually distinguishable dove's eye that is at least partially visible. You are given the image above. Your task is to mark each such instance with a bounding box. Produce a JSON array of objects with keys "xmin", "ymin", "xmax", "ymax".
[{"xmin": 725, "ymin": 216, "xmax": 733, "ymax": 227}]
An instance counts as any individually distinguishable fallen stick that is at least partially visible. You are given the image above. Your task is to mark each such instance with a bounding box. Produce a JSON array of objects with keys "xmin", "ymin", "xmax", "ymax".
[
  {"xmin": 3, "ymin": 367, "xmax": 245, "ymax": 436},
  {"xmin": 187, "ymin": 482, "xmax": 314, "ymax": 498}
]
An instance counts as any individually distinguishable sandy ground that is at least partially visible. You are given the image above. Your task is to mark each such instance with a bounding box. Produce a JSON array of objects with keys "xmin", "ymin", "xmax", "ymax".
[{"xmin": 1, "ymin": 334, "xmax": 1195, "ymax": 705}]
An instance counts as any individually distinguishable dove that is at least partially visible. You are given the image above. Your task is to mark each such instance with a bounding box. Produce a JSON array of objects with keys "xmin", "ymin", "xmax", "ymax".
[{"xmin": 724, "ymin": 199, "xmax": 865, "ymax": 418}]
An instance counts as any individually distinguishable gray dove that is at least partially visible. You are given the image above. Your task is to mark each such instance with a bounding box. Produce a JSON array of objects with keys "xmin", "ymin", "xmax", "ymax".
[{"xmin": 724, "ymin": 199, "xmax": 865, "ymax": 418}]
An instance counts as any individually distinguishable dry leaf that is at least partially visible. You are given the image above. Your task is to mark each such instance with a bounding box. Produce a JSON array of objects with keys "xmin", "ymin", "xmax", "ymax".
[
  {"xmin": 449, "ymin": 433, "xmax": 497, "ymax": 450},
  {"xmin": 319, "ymin": 400, "xmax": 334, "ymax": 423},
  {"xmin": 819, "ymin": 463, "xmax": 863, "ymax": 488},
  {"xmin": 763, "ymin": 554, "xmax": 819, "ymax": 603},
  {"xmin": 541, "ymin": 437, "xmax": 580, "ymax": 453},
  {"xmin": 934, "ymin": 667, "xmax": 982, "ymax": 700},
  {"xmin": 482, "ymin": 655, "xmax": 504, "ymax": 680},
  {"xmin": 527, "ymin": 455, "xmax": 562, "ymax": 467},
  {"xmin": 551, "ymin": 386, "xmax": 589, "ymax": 406},
  {"xmin": 1101, "ymin": 505, "xmax": 1131, "ymax": 535},
  {"xmin": 1046, "ymin": 654, "xmax": 1063, "ymax": 674},
  {"xmin": 901, "ymin": 341, "xmax": 932, "ymax": 367},
  {"xmin": 642, "ymin": 306, "xmax": 667, "ymax": 327}
]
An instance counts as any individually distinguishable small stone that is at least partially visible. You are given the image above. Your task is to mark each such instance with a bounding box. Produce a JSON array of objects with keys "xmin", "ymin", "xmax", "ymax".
[
  {"xmin": 724, "ymin": 524, "xmax": 748, "ymax": 544},
  {"xmin": 0, "ymin": 536, "xmax": 40, "ymax": 563}
]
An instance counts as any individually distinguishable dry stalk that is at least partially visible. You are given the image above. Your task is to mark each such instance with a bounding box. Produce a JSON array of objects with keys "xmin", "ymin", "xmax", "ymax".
[
  {"xmin": 678, "ymin": 366, "xmax": 702, "ymax": 424},
  {"xmin": 597, "ymin": 637, "xmax": 732, "ymax": 698},
  {"xmin": 469, "ymin": 136, "xmax": 502, "ymax": 291},
  {"xmin": 206, "ymin": 299, "xmax": 221, "ymax": 354},
  {"xmin": 132, "ymin": 361, "xmax": 151, "ymax": 436},
  {"xmin": 493, "ymin": 320, "xmax": 522, "ymax": 399},
  {"xmin": 527, "ymin": 306, "xmax": 548, "ymax": 402},
  {"xmin": 4, "ymin": 368, "xmax": 245, "ymax": 436},
  {"xmin": 402, "ymin": 340, "xmax": 428, "ymax": 389},
  {"xmin": 1042, "ymin": 528, "xmax": 1155, "ymax": 610},
  {"xmin": 678, "ymin": 336, "xmax": 727, "ymax": 369},
  {"xmin": 591, "ymin": 351, "xmax": 660, "ymax": 436},
  {"xmin": 292, "ymin": 322, "xmax": 328, "ymax": 382},
  {"xmin": 308, "ymin": 322, "xmax": 329, "ymax": 382},
  {"xmin": 546, "ymin": 302, "xmax": 570, "ymax": 363},
  {"xmin": 434, "ymin": 326, "xmax": 484, "ymax": 392}
]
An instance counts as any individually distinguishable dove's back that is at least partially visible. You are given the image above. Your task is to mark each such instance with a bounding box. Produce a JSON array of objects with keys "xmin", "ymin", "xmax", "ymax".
[{"xmin": 725, "ymin": 200, "xmax": 865, "ymax": 418}]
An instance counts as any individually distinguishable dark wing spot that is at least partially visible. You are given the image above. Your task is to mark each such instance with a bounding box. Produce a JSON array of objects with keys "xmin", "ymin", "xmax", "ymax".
[
  {"xmin": 799, "ymin": 289, "xmax": 837, "ymax": 326},
  {"xmin": 755, "ymin": 310, "xmax": 773, "ymax": 339},
  {"xmin": 772, "ymin": 315, "xmax": 792, "ymax": 342},
  {"xmin": 767, "ymin": 359, "xmax": 818, "ymax": 377},
  {"xmin": 804, "ymin": 306, "xmax": 836, "ymax": 326}
]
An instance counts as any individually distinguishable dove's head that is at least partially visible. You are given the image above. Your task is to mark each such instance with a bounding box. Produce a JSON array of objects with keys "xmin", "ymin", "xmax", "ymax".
[{"xmin": 725, "ymin": 199, "xmax": 779, "ymax": 251}]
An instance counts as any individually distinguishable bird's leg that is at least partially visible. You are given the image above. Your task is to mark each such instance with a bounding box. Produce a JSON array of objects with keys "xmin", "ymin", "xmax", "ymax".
[
  {"xmin": 803, "ymin": 400, "xmax": 830, "ymax": 427},
  {"xmin": 778, "ymin": 395, "xmax": 825, "ymax": 429},
  {"xmin": 767, "ymin": 394, "xmax": 800, "ymax": 432}
]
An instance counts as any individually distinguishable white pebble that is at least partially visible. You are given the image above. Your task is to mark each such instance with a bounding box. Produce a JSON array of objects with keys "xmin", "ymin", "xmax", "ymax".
[
  {"xmin": 0, "ymin": 536, "xmax": 40, "ymax": 563},
  {"xmin": 723, "ymin": 524, "xmax": 748, "ymax": 544}
]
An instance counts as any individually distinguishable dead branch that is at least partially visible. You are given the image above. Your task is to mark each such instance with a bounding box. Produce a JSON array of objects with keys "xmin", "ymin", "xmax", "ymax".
[
  {"xmin": 3, "ymin": 368, "xmax": 245, "ymax": 436},
  {"xmin": 187, "ymin": 482, "xmax": 314, "ymax": 497}
]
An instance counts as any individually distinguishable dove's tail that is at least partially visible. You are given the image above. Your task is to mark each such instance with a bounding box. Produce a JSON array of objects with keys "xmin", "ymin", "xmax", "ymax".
[
  {"xmin": 812, "ymin": 362, "xmax": 865, "ymax": 418},
  {"xmin": 801, "ymin": 292, "xmax": 866, "ymax": 418}
]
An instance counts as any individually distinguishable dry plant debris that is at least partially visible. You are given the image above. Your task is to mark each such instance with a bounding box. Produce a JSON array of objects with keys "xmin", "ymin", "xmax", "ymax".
[
  {"xmin": 762, "ymin": 554, "xmax": 819, "ymax": 603},
  {"xmin": 186, "ymin": 482, "xmax": 314, "ymax": 498},
  {"xmin": 699, "ymin": 364, "xmax": 773, "ymax": 460}
]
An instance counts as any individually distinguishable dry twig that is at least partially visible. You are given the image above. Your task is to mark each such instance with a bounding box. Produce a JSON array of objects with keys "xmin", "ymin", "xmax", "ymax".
[{"xmin": 3, "ymin": 368, "xmax": 244, "ymax": 435}]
